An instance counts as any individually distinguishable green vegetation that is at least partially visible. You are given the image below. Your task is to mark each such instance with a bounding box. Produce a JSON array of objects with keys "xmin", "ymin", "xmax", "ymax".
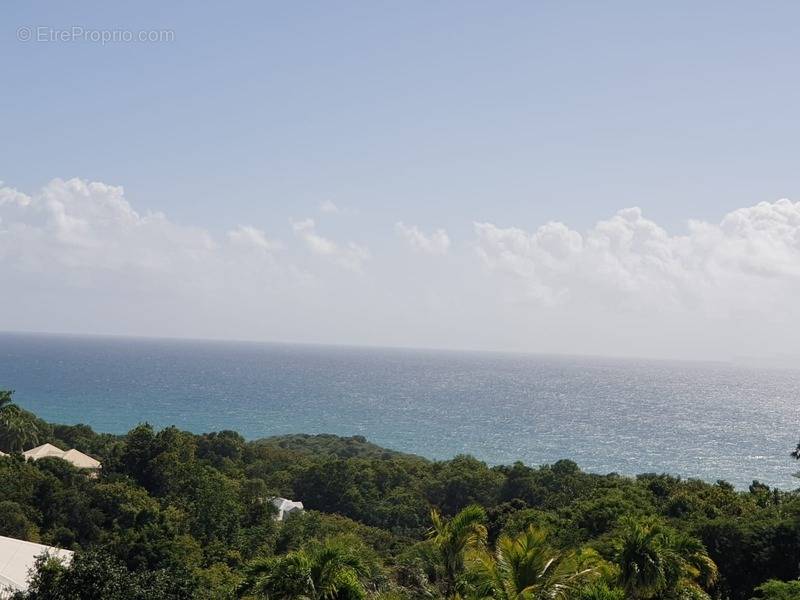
[{"xmin": 1, "ymin": 390, "xmax": 800, "ymax": 599}]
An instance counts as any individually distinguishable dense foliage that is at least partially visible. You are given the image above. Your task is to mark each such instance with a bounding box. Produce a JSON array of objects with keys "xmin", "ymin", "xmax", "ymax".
[{"xmin": 1, "ymin": 390, "xmax": 799, "ymax": 600}]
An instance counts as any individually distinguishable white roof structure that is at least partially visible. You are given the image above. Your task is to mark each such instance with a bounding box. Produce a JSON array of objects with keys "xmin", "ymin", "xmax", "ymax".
[
  {"xmin": 0, "ymin": 535, "xmax": 72, "ymax": 597},
  {"xmin": 271, "ymin": 497, "xmax": 304, "ymax": 522},
  {"xmin": 22, "ymin": 444, "xmax": 101, "ymax": 471},
  {"xmin": 22, "ymin": 443, "xmax": 64, "ymax": 461},
  {"xmin": 61, "ymin": 449, "xmax": 101, "ymax": 470}
]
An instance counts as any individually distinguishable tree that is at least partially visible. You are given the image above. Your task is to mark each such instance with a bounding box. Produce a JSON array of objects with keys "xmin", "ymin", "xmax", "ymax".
[
  {"xmin": 0, "ymin": 404, "xmax": 40, "ymax": 451},
  {"xmin": 615, "ymin": 519, "xmax": 670, "ymax": 599},
  {"xmin": 466, "ymin": 526, "xmax": 601, "ymax": 600},
  {"xmin": 696, "ymin": 514, "xmax": 800, "ymax": 600},
  {"xmin": 0, "ymin": 389, "xmax": 13, "ymax": 410},
  {"xmin": 241, "ymin": 538, "xmax": 370, "ymax": 600},
  {"xmin": 751, "ymin": 579, "xmax": 800, "ymax": 600},
  {"xmin": 427, "ymin": 456, "xmax": 503, "ymax": 515},
  {"xmin": 18, "ymin": 550, "xmax": 195, "ymax": 599},
  {"xmin": 429, "ymin": 504, "xmax": 488, "ymax": 597},
  {"xmin": 119, "ymin": 424, "xmax": 197, "ymax": 497},
  {"xmin": 0, "ymin": 500, "xmax": 39, "ymax": 540},
  {"xmin": 614, "ymin": 518, "xmax": 717, "ymax": 600},
  {"xmin": 578, "ymin": 582, "xmax": 625, "ymax": 600}
]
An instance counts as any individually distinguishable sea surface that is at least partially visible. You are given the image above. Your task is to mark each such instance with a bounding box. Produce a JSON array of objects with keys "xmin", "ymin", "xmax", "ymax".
[{"xmin": 1, "ymin": 332, "xmax": 799, "ymax": 489}]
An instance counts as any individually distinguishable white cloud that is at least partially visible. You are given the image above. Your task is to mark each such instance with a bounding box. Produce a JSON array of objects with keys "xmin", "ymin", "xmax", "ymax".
[
  {"xmin": 0, "ymin": 178, "xmax": 302, "ymax": 309},
  {"xmin": 319, "ymin": 200, "xmax": 360, "ymax": 216},
  {"xmin": 474, "ymin": 200, "xmax": 800, "ymax": 314},
  {"xmin": 228, "ymin": 225, "xmax": 283, "ymax": 252},
  {"xmin": 319, "ymin": 200, "xmax": 339, "ymax": 214},
  {"xmin": 0, "ymin": 178, "xmax": 218, "ymax": 274},
  {"xmin": 395, "ymin": 222, "xmax": 451, "ymax": 255},
  {"xmin": 4, "ymin": 176, "xmax": 800, "ymax": 360},
  {"xmin": 0, "ymin": 178, "xmax": 354, "ymax": 344},
  {"xmin": 292, "ymin": 218, "xmax": 370, "ymax": 271}
]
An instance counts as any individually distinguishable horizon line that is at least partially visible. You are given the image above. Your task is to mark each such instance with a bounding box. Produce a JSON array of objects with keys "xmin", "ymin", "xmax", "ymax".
[{"xmin": 0, "ymin": 327, "xmax": 750, "ymax": 368}]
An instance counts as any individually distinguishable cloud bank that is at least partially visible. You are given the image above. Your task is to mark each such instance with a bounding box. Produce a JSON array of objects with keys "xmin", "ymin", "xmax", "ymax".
[
  {"xmin": 2, "ymin": 177, "xmax": 799, "ymax": 360},
  {"xmin": 474, "ymin": 201, "xmax": 800, "ymax": 316},
  {"xmin": 0, "ymin": 178, "xmax": 218, "ymax": 275}
]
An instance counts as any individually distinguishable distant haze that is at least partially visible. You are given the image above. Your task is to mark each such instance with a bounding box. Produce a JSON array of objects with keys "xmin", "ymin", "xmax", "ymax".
[{"xmin": 1, "ymin": 177, "xmax": 799, "ymax": 362}]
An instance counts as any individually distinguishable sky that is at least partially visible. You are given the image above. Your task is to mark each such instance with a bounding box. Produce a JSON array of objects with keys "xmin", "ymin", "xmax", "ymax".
[{"xmin": 3, "ymin": 1, "xmax": 800, "ymax": 361}]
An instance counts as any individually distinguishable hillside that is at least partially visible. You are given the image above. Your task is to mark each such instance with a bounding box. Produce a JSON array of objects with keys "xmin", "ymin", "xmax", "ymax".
[{"xmin": 252, "ymin": 433, "xmax": 419, "ymax": 460}]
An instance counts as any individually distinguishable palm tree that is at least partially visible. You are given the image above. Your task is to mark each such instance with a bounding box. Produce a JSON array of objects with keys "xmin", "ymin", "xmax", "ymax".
[
  {"xmin": 241, "ymin": 538, "xmax": 370, "ymax": 600},
  {"xmin": 0, "ymin": 390, "xmax": 13, "ymax": 410},
  {"xmin": 0, "ymin": 404, "xmax": 39, "ymax": 451},
  {"xmin": 614, "ymin": 519, "xmax": 668, "ymax": 599},
  {"xmin": 243, "ymin": 552, "xmax": 314, "ymax": 600},
  {"xmin": 428, "ymin": 504, "xmax": 488, "ymax": 597},
  {"xmin": 466, "ymin": 526, "xmax": 601, "ymax": 600},
  {"xmin": 0, "ymin": 390, "xmax": 40, "ymax": 452},
  {"xmin": 668, "ymin": 534, "xmax": 718, "ymax": 597},
  {"xmin": 614, "ymin": 518, "xmax": 717, "ymax": 600}
]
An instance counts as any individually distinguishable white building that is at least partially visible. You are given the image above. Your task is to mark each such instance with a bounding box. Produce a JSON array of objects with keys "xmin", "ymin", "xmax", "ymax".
[
  {"xmin": 23, "ymin": 443, "xmax": 101, "ymax": 476},
  {"xmin": 271, "ymin": 497, "xmax": 304, "ymax": 521},
  {"xmin": 0, "ymin": 535, "xmax": 72, "ymax": 598}
]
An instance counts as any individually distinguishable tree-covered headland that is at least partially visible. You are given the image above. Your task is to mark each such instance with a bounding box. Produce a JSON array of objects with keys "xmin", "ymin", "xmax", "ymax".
[{"xmin": 1, "ymin": 389, "xmax": 799, "ymax": 600}]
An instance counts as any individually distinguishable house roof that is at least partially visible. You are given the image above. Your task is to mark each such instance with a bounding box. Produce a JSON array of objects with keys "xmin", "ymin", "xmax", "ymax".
[
  {"xmin": 0, "ymin": 535, "xmax": 72, "ymax": 595},
  {"xmin": 61, "ymin": 449, "xmax": 101, "ymax": 469},
  {"xmin": 22, "ymin": 444, "xmax": 101, "ymax": 471},
  {"xmin": 271, "ymin": 497, "xmax": 304, "ymax": 512},
  {"xmin": 22, "ymin": 443, "xmax": 65, "ymax": 461}
]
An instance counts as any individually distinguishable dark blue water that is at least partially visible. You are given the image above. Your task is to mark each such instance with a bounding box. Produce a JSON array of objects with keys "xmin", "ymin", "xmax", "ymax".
[{"xmin": 1, "ymin": 332, "xmax": 798, "ymax": 489}]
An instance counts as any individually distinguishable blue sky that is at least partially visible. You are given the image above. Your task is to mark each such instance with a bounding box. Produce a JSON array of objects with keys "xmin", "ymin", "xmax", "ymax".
[
  {"xmin": 6, "ymin": 1, "xmax": 800, "ymax": 232},
  {"xmin": 3, "ymin": 2, "xmax": 800, "ymax": 360}
]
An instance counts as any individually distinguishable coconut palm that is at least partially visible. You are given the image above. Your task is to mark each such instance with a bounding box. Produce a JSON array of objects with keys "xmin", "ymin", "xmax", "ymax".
[
  {"xmin": 668, "ymin": 534, "xmax": 718, "ymax": 597},
  {"xmin": 428, "ymin": 504, "xmax": 488, "ymax": 596},
  {"xmin": 466, "ymin": 526, "xmax": 601, "ymax": 600},
  {"xmin": 0, "ymin": 390, "xmax": 13, "ymax": 410},
  {"xmin": 614, "ymin": 518, "xmax": 716, "ymax": 600},
  {"xmin": 0, "ymin": 403, "xmax": 39, "ymax": 451},
  {"xmin": 241, "ymin": 538, "xmax": 370, "ymax": 600},
  {"xmin": 614, "ymin": 519, "xmax": 668, "ymax": 599},
  {"xmin": 0, "ymin": 390, "xmax": 40, "ymax": 452}
]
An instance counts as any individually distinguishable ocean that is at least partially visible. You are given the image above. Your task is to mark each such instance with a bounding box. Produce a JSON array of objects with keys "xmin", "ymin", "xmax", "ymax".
[{"xmin": 0, "ymin": 332, "xmax": 798, "ymax": 489}]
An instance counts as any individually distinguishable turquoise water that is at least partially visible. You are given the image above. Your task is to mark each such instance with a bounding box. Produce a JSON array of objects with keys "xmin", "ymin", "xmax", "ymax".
[{"xmin": 1, "ymin": 332, "xmax": 798, "ymax": 489}]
